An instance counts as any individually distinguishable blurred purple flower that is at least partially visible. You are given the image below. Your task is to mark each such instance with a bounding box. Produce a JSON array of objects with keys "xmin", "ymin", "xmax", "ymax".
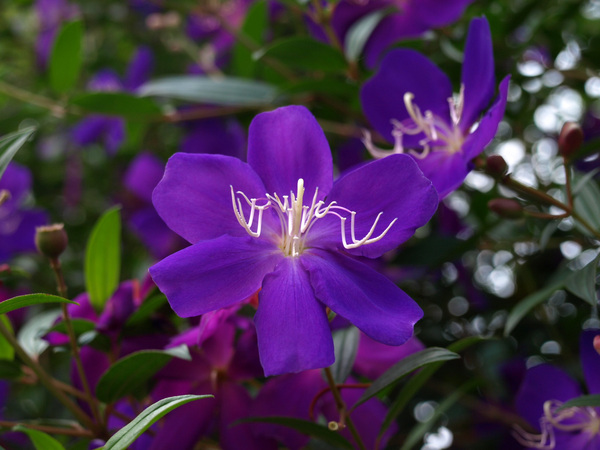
[
  {"xmin": 0, "ymin": 163, "xmax": 47, "ymax": 263},
  {"xmin": 149, "ymin": 105, "xmax": 437, "ymax": 376},
  {"xmin": 514, "ymin": 329, "xmax": 600, "ymax": 448},
  {"xmin": 71, "ymin": 47, "xmax": 154, "ymax": 155},
  {"xmin": 180, "ymin": 117, "xmax": 247, "ymax": 160},
  {"xmin": 309, "ymin": 0, "xmax": 473, "ymax": 68},
  {"xmin": 361, "ymin": 16, "xmax": 510, "ymax": 198},
  {"xmin": 35, "ymin": 0, "xmax": 80, "ymax": 69}
]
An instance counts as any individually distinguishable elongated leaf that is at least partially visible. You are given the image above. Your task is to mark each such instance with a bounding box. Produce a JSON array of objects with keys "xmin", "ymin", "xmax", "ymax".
[
  {"xmin": 125, "ymin": 294, "xmax": 167, "ymax": 327},
  {"xmin": 0, "ymin": 294, "xmax": 76, "ymax": 315},
  {"xmin": 49, "ymin": 21, "xmax": 83, "ymax": 93},
  {"xmin": 255, "ymin": 37, "xmax": 347, "ymax": 72},
  {"xmin": 330, "ymin": 326, "xmax": 360, "ymax": 383},
  {"xmin": 352, "ymin": 348, "xmax": 460, "ymax": 409},
  {"xmin": 139, "ymin": 76, "xmax": 278, "ymax": 106},
  {"xmin": 85, "ymin": 206, "xmax": 121, "ymax": 313},
  {"xmin": 17, "ymin": 309, "xmax": 61, "ymax": 357},
  {"xmin": 573, "ymin": 175, "xmax": 600, "ymax": 237},
  {"xmin": 71, "ymin": 93, "xmax": 162, "ymax": 119},
  {"xmin": 565, "ymin": 253, "xmax": 600, "ymax": 306},
  {"xmin": 0, "ymin": 315, "xmax": 14, "ymax": 360},
  {"xmin": 557, "ymin": 394, "xmax": 600, "ymax": 411},
  {"xmin": 399, "ymin": 381, "xmax": 475, "ymax": 450},
  {"xmin": 96, "ymin": 345, "xmax": 191, "ymax": 403},
  {"xmin": 13, "ymin": 425, "xmax": 66, "ymax": 450},
  {"xmin": 0, "ymin": 127, "xmax": 36, "ymax": 179},
  {"xmin": 103, "ymin": 395, "xmax": 213, "ymax": 450},
  {"xmin": 345, "ymin": 8, "xmax": 394, "ymax": 62},
  {"xmin": 231, "ymin": 0, "xmax": 267, "ymax": 78},
  {"xmin": 237, "ymin": 417, "xmax": 353, "ymax": 449},
  {"xmin": 379, "ymin": 337, "xmax": 486, "ymax": 439}
]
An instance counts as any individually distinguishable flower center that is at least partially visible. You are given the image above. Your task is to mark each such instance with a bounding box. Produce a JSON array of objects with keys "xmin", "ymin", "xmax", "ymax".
[
  {"xmin": 230, "ymin": 178, "xmax": 397, "ymax": 257},
  {"xmin": 513, "ymin": 400, "xmax": 600, "ymax": 449},
  {"xmin": 363, "ymin": 85, "xmax": 466, "ymax": 160}
]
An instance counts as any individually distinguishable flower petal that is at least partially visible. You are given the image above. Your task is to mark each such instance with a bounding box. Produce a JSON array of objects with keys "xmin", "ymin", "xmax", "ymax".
[
  {"xmin": 302, "ymin": 250, "xmax": 423, "ymax": 345},
  {"xmin": 152, "ymin": 152, "xmax": 272, "ymax": 244},
  {"xmin": 461, "ymin": 17, "xmax": 496, "ymax": 130},
  {"xmin": 255, "ymin": 256, "xmax": 334, "ymax": 376},
  {"xmin": 247, "ymin": 105, "xmax": 333, "ymax": 200},
  {"xmin": 149, "ymin": 235, "xmax": 281, "ymax": 317},
  {"xmin": 361, "ymin": 49, "xmax": 453, "ymax": 145},
  {"xmin": 354, "ymin": 334, "xmax": 424, "ymax": 380},
  {"xmin": 415, "ymin": 149, "xmax": 472, "ymax": 199},
  {"xmin": 310, "ymin": 154, "xmax": 438, "ymax": 258},
  {"xmin": 581, "ymin": 328, "xmax": 600, "ymax": 395}
]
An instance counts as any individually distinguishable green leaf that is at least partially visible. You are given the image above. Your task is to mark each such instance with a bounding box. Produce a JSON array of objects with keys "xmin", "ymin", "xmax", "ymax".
[
  {"xmin": 557, "ymin": 394, "xmax": 600, "ymax": 411},
  {"xmin": 139, "ymin": 76, "xmax": 279, "ymax": 106},
  {"xmin": 13, "ymin": 425, "xmax": 66, "ymax": 450},
  {"xmin": 345, "ymin": 8, "xmax": 394, "ymax": 62},
  {"xmin": 49, "ymin": 21, "xmax": 83, "ymax": 93},
  {"xmin": 18, "ymin": 310, "xmax": 61, "ymax": 357},
  {"xmin": 103, "ymin": 395, "xmax": 213, "ymax": 450},
  {"xmin": 352, "ymin": 347, "xmax": 460, "ymax": 409},
  {"xmin": 0, "ymin": 294, "xmax": 77, "ymax": 315},
  {"xmin": 330, "ymin": 326, "xmax": 359, "ymax": 383},
  {"xmin": 237, "ymin": 417, "xmax": 353, "ymax": 449},
  {"xmin": 378, "ymin": 337, "xmax": 486, "ymax": 439},
  {"xmin": 0, "ymin": 360, "xmax": 23, "ymax": 379},
  {"xmin": 399, "ymin": 381, "xmax": 475, "ymax": 450},
  {"xmin": 0, "ymin": 127, "xmax": 36, "ymax": 179},
  {"xmin": 71, "ymin": 93, "xmax": 162, "ymax": 119},
  {"xmin": 0, "ymin": 316, "xmax": 14, "ymax": 360},
  {"xmin": 96, "ymin": 346, "xmax": 191, "ymax": 403},
  {"xmin": 255, "ymin": 37, "xmax": 347, "ymax": 72},
  {"xmin": 573, "ymin": 174, "xmax": 600, "ymax": 237},
  {"xmin": 85, "ymin": 206, "xmax": 121, "ymax": 313},
  {"xmin": 565, "ymin": 253, "xmax": 600, "ymax": 306},
  {"xmin": 231, "ymin": 0, "xmax": 268, "ymax": 78}
]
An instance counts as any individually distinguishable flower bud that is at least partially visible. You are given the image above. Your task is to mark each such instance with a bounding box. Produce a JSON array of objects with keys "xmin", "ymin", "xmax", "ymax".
[
  {"xmin": 558, "ymin": 122, "xmax": 584, "ymax": 159},
  {"xmin": 488, "ymin": 199, "xmax": 523, "ymax": 219},
  {"xmin": 485, "ymin": 155, "xmax": 509, "ymax": 178},
  {"xmin": 35, "ymin": 224, "xmax": 68, "ymax": 259},
  {"xmin": 593, "ymin": 335, "xmax": 600, "ymax": 357}
]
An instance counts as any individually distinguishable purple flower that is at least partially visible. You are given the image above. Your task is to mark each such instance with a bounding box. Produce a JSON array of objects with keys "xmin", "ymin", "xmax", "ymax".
[
  {"xmin": 310, "ymin": 0, "xmax": 473, "ymax": 68},
  {"xmin": 180, "ymin": 117, "xmax": 247, "ymax": 160},
  {"xmin": 361, "ymin": 16, "xmax": 510, "ymax": 199},
  {"xmin": 149, "ymin": 105, "xmax": 437, "ymax": 376},
  {"xmin": 0, "ymin": 163, "xmax": 47, "ymax": 263},
  {"xmin": 514, "ymin": 329, "xmax": 600, "ymax": 448}
]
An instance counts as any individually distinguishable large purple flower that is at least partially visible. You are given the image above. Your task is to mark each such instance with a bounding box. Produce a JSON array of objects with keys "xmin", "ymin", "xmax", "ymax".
[
  {"xmin": 514, "ymin": 329, "xmax": 600, "ymax": 449},
  {"xmin": 149, "ymin": 105, "xmax": 438, "ymax": 376},
  {"xmin": 361, "ymin": 16, "xmax": 510, "ymax": 198}
]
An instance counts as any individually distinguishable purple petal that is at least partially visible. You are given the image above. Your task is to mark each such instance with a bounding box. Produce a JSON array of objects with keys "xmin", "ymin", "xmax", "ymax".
[
  {"xmin": 515, "ymin": 364, "xmax": 582, "ymax": 430},
  {"xmin": 361, "ymin": 49, "xmax": 453, "ymax": 145},
  {"xmin": 149, "ymin": 235, "xmax": 281, "ymax": 317},
  {"xmin": 0, "ymin": 163, "xmax": 31, "ymax": 205},
  {"xmin": 124, "ymin": 46, "xmax": 154, "ymax": 92},
  {"xmin": 87, "ymin": 69, "xmax": 123, "ymax": 92},
  {"xmin": 228, "ymin": 325, "xmax": 264, "ymax": 380},
  {"xmin": 180, "ymin": 118, "xmax": 246, "ymax": 160},
  {"xmin": 255, "ymin": 257, "xmax": 334, "ymax": 376},
  {"xmin": 71, "ymin": 116, "xmax": 109, "ymax": 146},
  {"xmin": 152, "ymin": 152, "xmax": 273, "ymax": 244},
  {"xmin": 460, "ymin": 17, "xmax": 496, "ymax": 130},
  {"xmin": 124, "ymin": 152, "xmax": 165, "ymax": 202},
  {"xmin": 103, "ymin": 117, "xmax": 126, "ymax": 155},
  {"xmin": 581, "ymin": 329, "xmax": 600, "ymax": 395},
  {"xmin": 310, "ymin": 154, "xmax": 438, "ymax": 258},
  {"xmin": 413, "ymin": 0, "xmax": 474, "ymax": 28},
  {"xmin": 354, "ymin": 334, "xmax": 424, "ymax": 380},
  {"xmin": 0, "ymin": 210, "xmax": 48, "ymax": 262},
  {"xmin": 415, "ymin": 149, "xmax": 472, "ymax": 199},
  {"xmin": 302, "ymin": 250, "xmax": 423, "ymax": 345},
  {"xmin": 128, "ymin": 208, "xmax": 183, "ymax": 259},
  {"xmin": 247, "ymin": 105, "xmax": 333, "ymax": 201},
  {"xmin": 462, "ymin": 75, "xmax": 511, "ymax": 160}
]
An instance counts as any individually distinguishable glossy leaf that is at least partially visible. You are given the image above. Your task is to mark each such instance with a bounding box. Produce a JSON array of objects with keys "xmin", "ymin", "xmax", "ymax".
[
  {"xmin": 330, "ymin": 326, "xmax": 359, "ymax": 383},
  {"xmin": 565, "ymin": 253, "xmax": 600, "ymax": 306},
  {"xmin": 345, "ymin": 8, "xmax": 393, "ymax": 62},
  {"xmin": 49, "ymin": 21, "xmax": 83, "ymax": 93},
  {"xmin": 0, "ymin": 315, "xmax": 14, "ymax": 360},
  {"xmin": 0, "ymin": 127, "xmax": 36, "ymax": 179},
  {"xmin": 103, "ymin": 395, "xmax": 213, "ymax": 450},
  {"xmin": 352, "ymin": 348, "xmax": 460, "ymax": 409},
  {"xmin": 573, "ymin": 174, "xmax": 600, "ymax": 237},
  {"xmin": 0, "ymin": 293, "xmax": 76, "ymax": 315},
  {"xmin": 71, "ymin": 93, "xmax": 162, "ymax": 119},
  {"xmin": 17, "ymin": 310, "xmax": 61, "ymax": 357},
  {"xmin": 13, "ymin": 425, "xmax": 66, "ymax": 450},
  {"xmin": 96, "ymin": 345, "xmax": 191, "ymax": 403},
  {"xmin": 255, "ymin": 37, "xmax": 347, "ymax": 72},
  {"xmin": 557, "ymin": 394, "xmax": 600, "ymax": 411},
  {"xmin": 231, "ymin": 0, "xmax": 267, "ymax": 78},
  {"xmin": 237, "ymin": 417, "xmax": 353, "ymax": 449},
  {"xmin": 85, "ymin": 206, "xmax": 121, "ymax": 313},
  {"xmin": 139, "ymin": 76, "xmax": 278, "ymax": 106}
]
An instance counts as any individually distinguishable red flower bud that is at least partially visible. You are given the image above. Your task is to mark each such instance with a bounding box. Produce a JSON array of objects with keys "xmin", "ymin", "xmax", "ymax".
[
  {"xmin": 558, "ymin": 122, "xmax": 584, "ymax": 159},
  {"xmin": 488, "ymin": 199, "xmax": 523, "ymax": 219}
]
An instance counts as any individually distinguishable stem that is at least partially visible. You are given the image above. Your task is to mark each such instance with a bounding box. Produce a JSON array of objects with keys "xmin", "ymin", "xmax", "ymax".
[
  {"xmin": 309, "ymin": 383, "xmax": 371, "ymax": 420},
  {"xmin": 563, "ymin": 158, "xmax": 574, "ymax": 209},
  {"xmin": 323, "ymin": 367, "xmax": 367, "ymax": 450},
  {"xmin": 0, "ymin": 420, "xmax": 93, "ymax": 438},
  {"xmin": 0, "ymin": 320, "xmax": 99, "ymax": 435},
  {"xmin": 0, "ymin": 80, "xmax": 73, "ymax": 117},
  {"xmin": 48, "ymin": 257, "xmax": 104, "ymax": 430}
]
